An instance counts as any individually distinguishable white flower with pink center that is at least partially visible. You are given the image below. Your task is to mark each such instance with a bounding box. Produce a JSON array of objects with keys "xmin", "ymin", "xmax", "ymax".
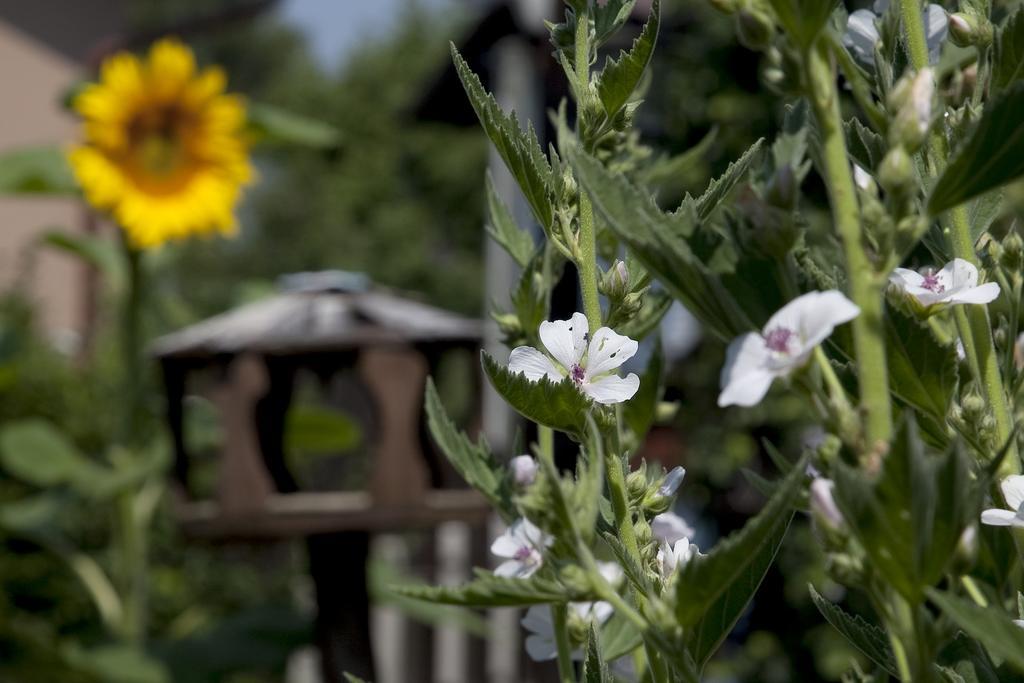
[
  {"xmin": 507, "ymin": 312, "xmax": 640, "ymax": 405},
  {"xmin": 490, "ymin": 518, "xmax": 552, "ymax": 578},
  {"xmin": 889, "ymin": 258, "xmax": 1000, "ymax": 310},
  {"xmin": 656, "ymin": 537, "xmax": 702, "ymax": 580},
  {"xmin": 718, "ymin": 291, "xmax": 860, "ymax": 408}
]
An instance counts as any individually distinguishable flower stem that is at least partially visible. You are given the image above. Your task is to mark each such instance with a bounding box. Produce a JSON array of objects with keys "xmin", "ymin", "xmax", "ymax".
[
  {"xmin": 899, "ymin": 0, "xmax": 1019, "ymax": 474},
  {"xmin": 804, "ymin": 40, "xmax": 893, "ymax": 449},
  {"xmin": 551, "ymin": 603, "xmax": 577, "ymax": 683},
  {"xmin": 574, "ymin": 8, "xmax": 602, "ymax": 333}
]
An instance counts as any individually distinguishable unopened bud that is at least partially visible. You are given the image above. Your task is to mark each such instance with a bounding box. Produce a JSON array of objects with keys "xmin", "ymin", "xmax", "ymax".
[
  {"xmin": 952, "ymin": 525, "xmax": 978, "ymax": 574},
  {"xmin": 1001, "ymin": 232, "xmax": 1024, "ymax": 272},
  {"xmin": 600, "ymin": 260, "xmax": 630, "ymax": 299},
  {"xmin": 626, "ymin": 470, "xmax": 648, "ymax": 500},
  {"xmin": 766, "ymin": 164, "xmax": 798, "ymax": 209},
  {"xmin": 509, "ymin": 454, "xmax": 538, "ymax": 488},
  {"xmin": 888, "ymin": 69, "xmax": 934, "ymax": 152},
  {"xmin": 809, "ymin": 478, "xmax": 844, "ymax": 532},
  {"xmin": 878, "ymin": 147, "xmax": 915, "ymax": 197},
  {"xmin": 852, "ymin": 164, "xmax": 877, "ymax": 195},
  {"xmin": 657, "ymin": 466, "xmax": 686, "ymax": 498},
  {"xmin": 961, "ymin": 392, "xmax": 986, "ymax": 422},
  {"xmin": 947, "ymin": 12, "xmax": 993, "ymax": 48},
  {"xmin": 735, "ymin": 3, "xmax": 775, "ymax": 51}
]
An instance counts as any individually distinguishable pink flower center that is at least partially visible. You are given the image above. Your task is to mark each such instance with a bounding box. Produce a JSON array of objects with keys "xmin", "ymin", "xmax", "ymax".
[
  {"xmin": 570, "ymin": 363, "xmax": 586, "ymax": 384},
  {"xmin": 513, "ymin": 545, "xmax": 534, "ymax": 562},
  {"xmin": 921, "ymin": 273, "xmax": 944, "ymax": 293},
  {"xmin": 764, "ymin": 327, "xmax": 796, "ymax": 354}
]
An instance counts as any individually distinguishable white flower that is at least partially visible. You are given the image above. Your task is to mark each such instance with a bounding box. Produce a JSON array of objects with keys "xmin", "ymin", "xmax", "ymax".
[
  {"xmin": 844, "ymin": 2, "xmax": 947, "ymax": 66},
  {"xmin": 981, "ymin": 475, "xmax": 1024, "ymax": 529},
  {"xmin": 657, "ymin": 466, "xmax": 686, "ymax": 498},
  {"xmin": 520, "ymin": 562, "xmax": 620, "ymax": 661},
  {"xmin": 889, "ymin": 258, "xmax": 1000, "ymax": 310},
  {"xmin": 656, "ymin": 537, "xmax": 701, "ymax": 580},
  {"xmin": 491, "ymin": 518, "xmax": 552, "ymax": 578},
  {"xmin": 651, "ymin": 511, "xmax": 695, "ymax": 545},
  {"xmin": 809, "ymin": 478, "xmax": 844, "ymax": 531},
  {"xmin": 852, "ymin": 163, "xmax": 874, "ymax": 192},
  {"xmin": 507, "ymin": 312, "xmax": 640, "ymax": 405},
  {"xmin": 718, "ymin": 291, "xmax": 860, "ymax": 408},
  {"xmin": 510, "ymin": 454, "xmax": 538, "ymax": 487}
]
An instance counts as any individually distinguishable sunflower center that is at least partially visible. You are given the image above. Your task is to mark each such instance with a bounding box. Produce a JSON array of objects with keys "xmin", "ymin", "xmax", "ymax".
[{"xmin": 136, "ymin": 133, "xmax": 185, "ymax": 176}]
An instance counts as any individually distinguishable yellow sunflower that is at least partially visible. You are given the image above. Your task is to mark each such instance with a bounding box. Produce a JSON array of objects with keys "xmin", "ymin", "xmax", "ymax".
[{"xmin": 69, "ymin": 38, "xmax": 253, "ymax": 249}]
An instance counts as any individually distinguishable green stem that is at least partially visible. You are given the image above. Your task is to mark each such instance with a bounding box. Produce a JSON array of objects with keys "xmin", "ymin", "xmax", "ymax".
[
  {"xmin": 573, "ymin": 9, "xmax": 602, "ymax": 332},
  {"xmin": 551, "ymin": 604, "xmax": 577, "ymax": 683},
  {"xmin": 117, "ymin": 492, "xmax": 146, "ymax": 643},
  {"xmin": 120, "ymin": 239, "xmax": 145, "ymax": 446},
  {"xmin": 805, "ymin": 41, "xmax": 893, "ymax": 448},
  {"xmin": 899, "ymin": 0, "xmax": 1019, "ymax": 473}
]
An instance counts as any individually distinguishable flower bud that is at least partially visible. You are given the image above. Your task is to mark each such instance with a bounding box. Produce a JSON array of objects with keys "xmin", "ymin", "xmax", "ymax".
[
  {"xmin": 510, "ymin": 454, "xmax": 538, "ymax": 488},
  {"xmin": 626, "ymin": 469, "xmax": 648, "ymax": 500},
  {"xmin": 809, "ymin": 478, "xmax": 844, "ymax": 533},
  {"xmin": 951, "ymin": 525, "xmax": 978, "ymax": 574},
  {"xmin": 888, "ymin": 69, "xmax": 934, "ymax": 152},
  {"xmin": 878, "ymin": 147, "xmax": 915, "ymax": 198},
  {"xmin": 947, "ymin": 12, "xmax": 993, "ymax": 48},
  {"xmin": 1001, "ymin": 232, "xmax": 1024, "ymax": 272},
  {"xmin": 600, "ymin": 260, "xmax": 630, "ymax": 299},
  {"xmin": 657, "ymin": 466, "xmax": 686, "ymax": 498},
  {"xmin": 961, "ymin": 392, "xmax": 986, "ymax": 423},
  {"xmin": 766, "ymin": 164, "xmax": 798, "ymax": 210},
  {"xmin": 735, "ymin": 3, "xmax": 775, "ymax": 51},
  {"xmin": 852, "ymin": 164, "xmax": 877, "ymax": 196}
]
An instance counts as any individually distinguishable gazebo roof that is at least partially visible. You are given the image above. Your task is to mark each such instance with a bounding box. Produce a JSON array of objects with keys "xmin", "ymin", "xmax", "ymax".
[{"xmin": 151, "ymin": 271, "xmax": 482, "ymax": 359}]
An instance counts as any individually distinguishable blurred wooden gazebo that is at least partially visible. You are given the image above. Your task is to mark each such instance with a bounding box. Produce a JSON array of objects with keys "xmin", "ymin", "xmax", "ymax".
[{"xmin": 152, "ymin": 270, "xmax": 490, "ymax": 682}]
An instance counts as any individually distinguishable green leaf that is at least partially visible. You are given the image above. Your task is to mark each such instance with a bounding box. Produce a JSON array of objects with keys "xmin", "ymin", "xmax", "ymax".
[
  {"xmin": 809, "ymin": 584, "xmax": 898, "ymax": 677},
  {"xmin": 572, "ymin": 416, "xmax": 606, "ymax": 543},
  {"xmin": 64, "ymin": 644, "xmax": 170, "ymax": 683},
  {"xmin": 674, "ymin": 455, "xmax": 804, "ymax": 626},
  {"xmin": 424, "ymin": 378, "xmax": 515, "ymax": 521},
  {"xmin": 0, "ymin": 145, "xmax": 77, "ymax": 195},
  {"xmin": 0, "ymin": 493, "xmax": 65, "ymax": 534},
  {"xmin": 583, "ymin": 623, "xmax": 611, "ymax": 683},
  {"xmin": 767, "ymin": 0, "xmax": 838, "ymax": 48},
  {"xmin": 0, "ymin": 419, "xmax": 98, "ymax": 488},
  {"xmin": 834, "ymin": 418, "xmax": 974, "ymax": 602},
  {"xmin": 600, "ymin": 614, "xmax": 643, "ymax": 661},
  {"xmin": 938, "ymin": 633, "xmax": 1001, "ymax": 683},
  {"xmin": 481, "ymin": 351, "xmax": 596, "ymax": 438},
  {"xmin": 246, "ymin": 102, "xmax": 340, "ymax": 149},
  {"xmin": 991, "ymin": 9, "xmax": 1024, "ymax": 95},
  {"xmin": 845, "ymin": 117, "xmax": 886, "ymax": 172},
  {"xmin": 343, "ymin": 675, "xmax": 369, "ymax": 683},
  {"xmin": 393, "ymin": 570, "xmax": 575, "ymax": 607},
  {"xmin": 596, "ymin": 0, "xmax": 660, "ymax": 118},
  {"xmin": 41, "ymin": 230, "xmax": 125, "ymax": 288},
  {"xmin": 686, "ymin": 502, "xmax": 791, "ymax": 664},
  {"xmin": 594, "ymin": 0, "xmax": 638, "ymax": 46},
  {"xmin": 485, "ymin": 172, "xmax": 535, "ymax": 268},
  {"xmin": 615, "ymin": 289, "xmax": 672, "ymax": 341},
  {"xmin": 639, "ymin": 127, "xmax": 718, "ymax": 197},
  {"xmin": 884, "ymin": 308, "xmax": 958, "ymax": 423},
  {"xmin": 694, "ymin": 139, "xmax": 765, "ymax": 221},
  {"xmin": 570, "ymin": 148, "xmax": 752, "ymax": 341},
  {"xmin": 929, "ymin": 590, "xmax": 1024, "ymax": 672},
  {"xmin": 285, "ymin": 405, "xmax": 361, "ymax": 454},
  {"xmin": 451, "ymin": 45, "xmax": 554, "ymax": 232},
  {"xmin": 928, "ymin": 83, "xmax": 1024, "ymax": 215}
]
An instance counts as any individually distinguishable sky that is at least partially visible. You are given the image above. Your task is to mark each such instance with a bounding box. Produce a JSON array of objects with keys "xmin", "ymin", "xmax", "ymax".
[{"xmin": 276, "ymin": 0, "xmax": 457, "ymax": 71}]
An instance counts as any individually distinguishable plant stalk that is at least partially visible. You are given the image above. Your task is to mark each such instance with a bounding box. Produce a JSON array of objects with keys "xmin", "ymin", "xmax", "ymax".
[
  {"xmin": 804, "ymin": 41, "xmax": 893, "ymax": 448},
  {"xmin": 898, "ymin": 0, "xmax": 1019, "ymax": 473},
  {"xmin": 551, "ymin": 603, "xmax": 577, "ymax": 683},
  {"xmin": 574, "ymin": 9, "xmax": 602, "ymax": 333}
]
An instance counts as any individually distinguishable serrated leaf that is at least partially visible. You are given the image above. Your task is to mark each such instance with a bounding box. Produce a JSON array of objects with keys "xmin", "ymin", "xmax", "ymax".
[
  {"xmin": 596, "ymin": 0, "xmax": 660, "ymax": 118},
  {"xmin": 767, "ymin": 0, "xmax": 838, "ymax": 48},
  {"xmin": 600, "ymin": 613, "xmax": 643, "ymax": 661},
  {"xmin": 674, "ymin": 455, "xmax": 804, "ymax": 626},
  {"xmin": 583, "ymin": 624, "xmax": 611, "ymax": 683},
  {"xmin": 485, "ymin": 172, "xmax": 535, "ymax": 268},
  {"xmin": 694, "ymin": 139, "xmax": 765, "ymax": 221},
  {"xmin": 246, "ymin": 102, "xmax": 340, "ymax": 149},
  {"xmin": 992, "ymin": 9, "xmax": 1024, "ymax": 95},
  {"xmin": 451, "ymin": 45, "xmax": 554, "ymax": 232},
  {"xmin": 394, "ymin": 572, "xmax": 573, "ymax": 607},
  {"xmin": 594, "ymin": 0, "xmax": 638, "ymax": 46},
  {"xmin": 570, "ymin": 149, "xmax": 752, "ymax": 341},
  {"xmin": 687, "ymin": 506, "xmax": 791, "ymax": 665},
  {"xmin": 639, "ymin": 127, "xmax": 717, "ymax": 197},
  {"xmin": 929, "ymin": 590, "xmax": 1024, "ymax": 672},
  {"xmin": 845, "ymin": 117, "xmax": 886, "ymax": 172},
  {"xmin": 938, "ymin": 633, "xmax": 1001, "ymax": 683},
  {"xmin": 928, "ymin": 83, "xmax": 1024, "ymax": 215},
  {"xmin": 809, "ymin": 585, "xmax": 898, "ymax": 676},
  {"xmin": 834, "ymin": 418, "xmax": 974, "ymax": 602},
  {"xmin": 0, "ymin": 145, "xmax": 77, "ymax": 195},
  {"xmin": 424, "ymin": 378, "xmax": 515, "ymax": 522},
  {"xmin": 884, "ymin": 308, "xmax": 958, "ymax": 422},
  {"xmin": 481, "ymin": 351, "xmax": 595, "ymax": 438}
]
